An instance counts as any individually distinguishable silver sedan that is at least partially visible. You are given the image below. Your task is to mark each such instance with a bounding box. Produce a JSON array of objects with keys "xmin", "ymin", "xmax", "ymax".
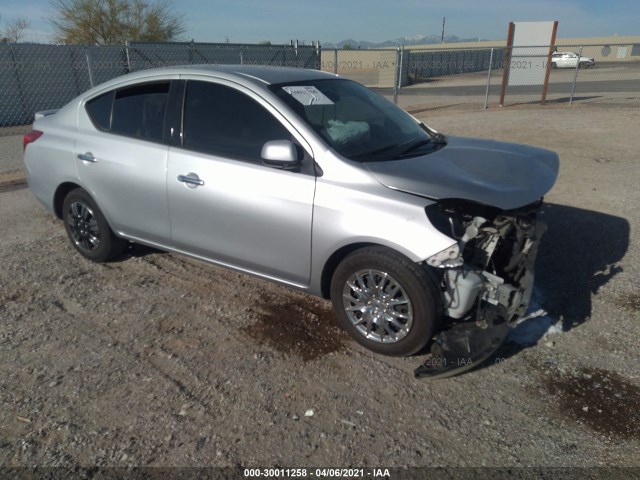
[{"xmin": 23, "ymin": 65, "xmax": 558, "ymax": 373}]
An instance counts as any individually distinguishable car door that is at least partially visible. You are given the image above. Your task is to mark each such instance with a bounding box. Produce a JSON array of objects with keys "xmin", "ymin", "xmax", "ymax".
[
  {"xmin": 75, "ymin": 80, "xmax": 174, "ymax": 244},
  {"xmin": 166, "ymin": 79, "xmax": 316, "ymax": 286}
]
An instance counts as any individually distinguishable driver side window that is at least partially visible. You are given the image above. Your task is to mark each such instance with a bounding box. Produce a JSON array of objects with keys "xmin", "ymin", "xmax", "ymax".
[{"xmin": 182, "ymin": 81, "xmax": 292, "ymax": 163}]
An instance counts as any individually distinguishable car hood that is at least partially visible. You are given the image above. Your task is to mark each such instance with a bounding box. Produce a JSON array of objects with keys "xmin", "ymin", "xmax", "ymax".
[{"xmin": 364, "ymin": 136, "xmax": 559, "ymax": 210}]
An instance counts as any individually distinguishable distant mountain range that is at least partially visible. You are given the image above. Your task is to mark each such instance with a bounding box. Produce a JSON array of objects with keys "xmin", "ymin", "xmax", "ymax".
[{"xmin": 321, "ymin": 34, "xmax": 487, "ymax": 49}]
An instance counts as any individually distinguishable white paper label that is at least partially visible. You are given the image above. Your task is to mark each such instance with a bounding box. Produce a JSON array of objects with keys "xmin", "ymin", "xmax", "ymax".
[{"xmin": 282, "ymin": 86, "xmax": 334, "ymax": 106}]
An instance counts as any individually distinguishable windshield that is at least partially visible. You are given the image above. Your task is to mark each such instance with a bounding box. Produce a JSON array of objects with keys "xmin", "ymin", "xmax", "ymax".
[{"xmin": 271, "ymin": 79, "xmax": 434, "ymax": 161}]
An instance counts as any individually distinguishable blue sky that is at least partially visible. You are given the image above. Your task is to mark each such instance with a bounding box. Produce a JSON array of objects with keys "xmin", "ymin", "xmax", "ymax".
[{"xmin": 1, "ymin": 0, "xmax": 637, "ymax": 44}]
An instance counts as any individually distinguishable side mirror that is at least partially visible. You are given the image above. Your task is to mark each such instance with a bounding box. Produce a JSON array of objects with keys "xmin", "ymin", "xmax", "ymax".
[{"xmin": 261, "ymin": 140, "xmax": 300, "ymax": 170}]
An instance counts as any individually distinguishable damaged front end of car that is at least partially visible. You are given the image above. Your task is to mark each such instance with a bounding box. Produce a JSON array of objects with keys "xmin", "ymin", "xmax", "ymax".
[{"xmin": 416, "ymin": 199, "xmax": 547, "ymax": 379}]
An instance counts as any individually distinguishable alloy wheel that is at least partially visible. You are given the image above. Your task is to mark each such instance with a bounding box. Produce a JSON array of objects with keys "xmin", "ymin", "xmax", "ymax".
[
  {"xmin": 66, "ymin": 201, "xmax": 101, "ymax": 252},
  {"xmin": 342, "ymin": 269, "xmax": 414, "ymax": 344}
]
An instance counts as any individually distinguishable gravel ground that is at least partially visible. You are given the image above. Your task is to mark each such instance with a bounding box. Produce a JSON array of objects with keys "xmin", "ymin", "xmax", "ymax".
[
  {"xmin": 0, "ymin": 129, "xmax": 25, "ymax": 176},
  {"xmin": 0, "ymin": 103, "xmax": 639, "ymax": 473}
]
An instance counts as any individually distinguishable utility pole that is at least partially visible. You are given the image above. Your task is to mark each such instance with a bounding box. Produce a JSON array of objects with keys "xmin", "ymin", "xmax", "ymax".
[{"xmin": 441, "ymin": 17, "xmax": 446, "ymax": 43}]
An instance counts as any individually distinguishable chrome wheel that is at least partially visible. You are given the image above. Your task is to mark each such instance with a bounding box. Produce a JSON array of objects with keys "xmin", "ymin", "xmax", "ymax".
[
  {"xmin": 66, "ymin": 201, "xmax": 100, "ymax": 252},
  {"xmin": 342, "ymin": 269, "xmax": 414, "ymax": 344}
]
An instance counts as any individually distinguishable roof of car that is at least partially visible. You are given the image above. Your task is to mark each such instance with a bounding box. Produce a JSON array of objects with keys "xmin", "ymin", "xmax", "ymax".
[{"xmin": 114, "ymin": 64, "xmax": 338, "ymax": 86}]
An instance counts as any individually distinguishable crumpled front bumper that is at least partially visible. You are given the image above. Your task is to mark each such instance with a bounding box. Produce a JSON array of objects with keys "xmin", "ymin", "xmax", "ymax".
[
  {"xmin": 415, "ymin": 304, "xmax": 510, "ymax": 379},
  {"xmin": 415, "ymin": 213, "xmax": 547, "ymax": 379}
]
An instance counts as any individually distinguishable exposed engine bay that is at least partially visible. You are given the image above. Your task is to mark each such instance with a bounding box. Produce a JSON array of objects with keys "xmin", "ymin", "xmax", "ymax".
[{"xmin": 416, "ymin": 199, "xmax": 546, "ymax": 378}]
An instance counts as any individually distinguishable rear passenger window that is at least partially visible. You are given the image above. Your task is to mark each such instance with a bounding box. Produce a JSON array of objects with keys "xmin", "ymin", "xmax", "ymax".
[
  {"xmin": 111, "ymin": 82, "xmax": 170, "ymax": 142},
  {"xmin": 182, "ymin": 81, "xmax": 291, "ymax": 161},
  {"xmin": 85, "ymin": 92, "xmax": 113, "ymax": 131}
]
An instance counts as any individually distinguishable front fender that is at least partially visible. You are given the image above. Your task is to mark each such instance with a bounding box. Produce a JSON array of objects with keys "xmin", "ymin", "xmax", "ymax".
[{"xmin": 308, "ymin": 180, "xmax": 455, "ymax": 296}]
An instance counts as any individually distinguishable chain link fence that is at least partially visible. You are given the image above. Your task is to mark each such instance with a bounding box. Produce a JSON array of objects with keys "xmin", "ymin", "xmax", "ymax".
[
  {"xmin": 321, "ymin": 43, "xmax": 640, "ymax": 109},
  {"xmin": 2, "ymin": 41, "xmax": 639, "ymax": 128},
  {"xmin": 0, "ymin": 41, "xmax": 321, "ymax": 127}
]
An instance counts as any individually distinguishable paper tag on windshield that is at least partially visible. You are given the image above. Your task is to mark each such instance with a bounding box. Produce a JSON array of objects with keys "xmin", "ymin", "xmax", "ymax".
[{"xmin": 282, "ymin": 86, "xmax": 334, "ymax": 106}]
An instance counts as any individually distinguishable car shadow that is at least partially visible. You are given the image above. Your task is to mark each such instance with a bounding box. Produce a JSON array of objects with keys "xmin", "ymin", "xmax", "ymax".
[
  {"xmin": 114, "ymin": 242, "xmax": 165, "ymax": 262},
  {"xmin": 532, "ymin": 202, "xmax": 628, "ymax": 330},
  {"xmin": 471, "ymin": 202, "xmax": 630, "ymax": 372}
]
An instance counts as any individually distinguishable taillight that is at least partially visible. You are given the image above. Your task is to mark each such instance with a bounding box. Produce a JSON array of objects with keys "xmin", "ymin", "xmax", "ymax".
[{"xmin": 23, "ymin": 129, "xmax": 43, "ymax": 151}]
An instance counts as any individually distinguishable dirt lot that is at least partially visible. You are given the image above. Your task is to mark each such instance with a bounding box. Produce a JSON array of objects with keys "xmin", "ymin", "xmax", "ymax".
[{"xmin": 1, "ymin": 102, "xmax": 639, "ymax": 474}]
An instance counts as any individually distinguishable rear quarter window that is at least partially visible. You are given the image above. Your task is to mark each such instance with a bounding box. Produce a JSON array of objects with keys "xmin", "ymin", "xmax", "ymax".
[{"xmin": 85, "ymin": 92, "xmax": 113, "ymax": 131}]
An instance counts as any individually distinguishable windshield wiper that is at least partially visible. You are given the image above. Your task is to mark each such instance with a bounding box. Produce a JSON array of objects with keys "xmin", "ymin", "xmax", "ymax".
[
  {"xmin": 393, "ymin": 138, "xmax": 433, "ymax": 158},
  {"xmin": 420, "ymin": 123, "xmax": 448, "ymax": 145},
  {"xmin": 353, "ymin": 137, "xmax": 435, "ymax": 161},
  {"xmin": 351, "ymin": 143, "xmax": 401, "ymax": 160}
]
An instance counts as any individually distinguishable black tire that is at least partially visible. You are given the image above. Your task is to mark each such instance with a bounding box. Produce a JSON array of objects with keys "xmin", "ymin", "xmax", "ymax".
[
  {"xmin": 551, "ymin": 62, "xmax": 558, "ymax": 69},
  {"xmin": 579, "ymin": 61, "xmax": 588, "ymax": 69},
  {"xmin": 62, "ymin": 188, "xmax": 127, "ymax": 262},
  {"xmin": 330, "ymin": 246, "xmax": 442, "ymax": 356}
]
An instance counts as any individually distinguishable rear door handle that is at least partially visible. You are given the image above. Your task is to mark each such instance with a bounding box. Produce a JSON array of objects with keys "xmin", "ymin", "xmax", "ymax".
[
  {"xmin": 77, "ymin": 152, "xmax": 97, "ymax": 163},
  {"xmin": 177, "ymin": 173, "xmax": 204, "ymax": 187}
]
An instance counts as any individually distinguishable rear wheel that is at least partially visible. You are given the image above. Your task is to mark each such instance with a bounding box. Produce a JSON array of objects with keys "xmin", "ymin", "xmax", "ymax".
[
  {"xmin": 330, "ymin": 247, "xmax": 442, "ymax": 356},
  {"xmin": 62, "ymin": 188, "xmax": 127, "ymax": 262}
]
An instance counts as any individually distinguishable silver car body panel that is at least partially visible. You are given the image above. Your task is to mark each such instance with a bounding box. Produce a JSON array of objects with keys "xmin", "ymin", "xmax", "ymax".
[
  {"xmin": 365, "ymin": 136, "xmax": 559, "ymax": 210},
  {"xmin": 74, "ymin": 129, "xmax": 171, "ymax": 244},
  {"xmin": 24, "ymin": 110, "xmax": 80, "ymax": 214},
  {"xmin": 307, "ymin": 149, "xmax": 458, "ymax": 294},
  {"xmin": 167, "ymin": 147, "xmax": 316, "ymax": 285}
]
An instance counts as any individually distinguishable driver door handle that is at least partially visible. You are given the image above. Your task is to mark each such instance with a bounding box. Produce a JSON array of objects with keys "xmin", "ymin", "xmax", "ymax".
[
  {"xmin": 177, "ymin": 174, "xmax": 204, "ymax": 187},
  {"xmin": 77, "ymin": 152, "xmax": 97, "ymax": 163}
]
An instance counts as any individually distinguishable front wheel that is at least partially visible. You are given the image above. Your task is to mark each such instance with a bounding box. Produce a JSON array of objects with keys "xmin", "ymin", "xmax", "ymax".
[
  {"xmin": 330, "ymin": 247, "xmax": 442, "ymax": 356},
  {"xmin": 62, "ymin": 188, "xmax": 127, "ymax": 262}
]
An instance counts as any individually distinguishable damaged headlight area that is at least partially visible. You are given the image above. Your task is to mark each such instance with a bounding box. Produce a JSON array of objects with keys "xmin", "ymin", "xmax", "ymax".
[
  {"xmin": 425, "ymin": 244, "xmax": 463, "ymax": 268},
  {"xmin": 417, "ymin": 199, "xmax": 546, "ymax": 379}
]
